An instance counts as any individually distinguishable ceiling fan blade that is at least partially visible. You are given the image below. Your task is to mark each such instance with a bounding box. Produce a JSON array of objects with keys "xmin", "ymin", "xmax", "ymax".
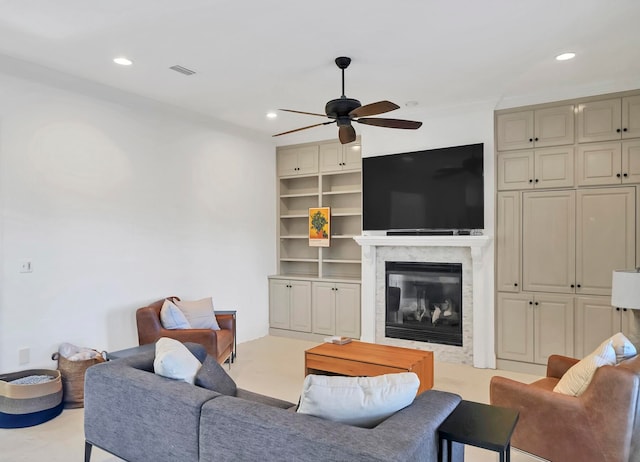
[
  {"xmin": 355, "ymin": 118, "xmax": 423, "ymax": 129},
  {"xmin": 279, "ymin": 109, "xmax": 329, "ymax": 118},
  {"xmin": 273, "ymin": 121, "xmax": 335, "ymax": 137},
  {"xmin": 349, "ymin": 100, "xmax": 400, "ymax": 118},
  {"xmin": 338, "ymin": 125, "xmax": 356, "ymax": 144}
]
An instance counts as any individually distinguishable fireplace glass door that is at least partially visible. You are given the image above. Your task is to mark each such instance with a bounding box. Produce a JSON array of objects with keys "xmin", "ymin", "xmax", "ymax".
[{"xmin": 385, "ymin": 262, "xmax": 462, "ymax": 346}]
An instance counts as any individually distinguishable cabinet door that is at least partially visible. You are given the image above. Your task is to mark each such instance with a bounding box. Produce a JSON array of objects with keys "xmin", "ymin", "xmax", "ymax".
[
  {"xmin": 296, "ymin": 146, "xmax": 319, "ymax": 175},
  {"xmin": 497, "ymin": 111, "xmax": 534, "ymax": 151},
  {"xmin": 497, "ymin": 151, "xmax": 534, "ymax": 190},
  {"xmin": 269, "ymin": 279, "xmax": 291, "ymax": 329},
  {"xmin": 335, "ymin": 283, "xmax": 361, "ymax": 338},
  {"xmin": 312, "ymin": 282, "xmax": 336, "ymax": 335},
  {"xmin": 319, "ymin": 142, "xmax": 343, "ymax": 173},
  {"xmin": 533, "ymin": 294, "xmax": 574, "ymax": 364},
  {"xmin": 523, "ymin": 190, "xmax": 576, "ymax": 293},
  {"xmin": 622, "ymin": 140, "xmax": 640, "ymax": 184},
  {"xmin": 342, "ymin": 140, "xmax": 362, "ymax": 171},
  {"xmin": 534, "ymin": 105, "xmax": 575, "ymax": 147},
  {"xmin": 576, "ymin": 188, "xmax": 636, "ymax": 296},
  {"xmin": 574, "ymin": 296, "xmax": 619, "ymax": 358},
  {"xmin": 621, "ymin": 308, "xmax": 639, "ymax": 342},
  {"xmin": 577, "ymin": 142, "xmax": 622, "ymax": 186},
  {"xmin": 496, "ymin": 293, "xmax": 534, "ymax": 362},
  {"xmin": 289, "ymin": 280, "xmax": 312, "ymax": 332},
  {"xmin": 578, "ymin": 99, "xmax": 622, "ymax": 143},
  {"xmin": 534, "ymin": 146, "xmax": 574, "ymax": 188},
  {"xmin": 622, "ymin": 95, "xmax": 640, "ymax": 139},
  {"xmin": 496, "ymin": 192, "xmax": 521, "ymax": 292},
  {"xmin": 277, "ymin": 150, "xmax": 300, "ymax": 177}
]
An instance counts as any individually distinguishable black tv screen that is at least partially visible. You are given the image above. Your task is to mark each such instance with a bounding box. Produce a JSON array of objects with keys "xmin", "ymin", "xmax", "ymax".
[{"xmin": 362, "ymin": 143, "xmax": 484, "ymax": 231}]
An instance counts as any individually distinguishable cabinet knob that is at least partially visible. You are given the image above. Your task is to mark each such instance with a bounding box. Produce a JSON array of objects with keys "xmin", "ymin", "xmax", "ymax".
[
  {"xmin": 616, "ymin": 307, "xmax": 621, "ymax": 311},
  {"xmin": 577, "ymin": 284, "xmax": 581, "ymax": 288},
  {"xmin": 623, "ymin": 308, "xmax": 628, "ymax": 312},
  {"xmin": 623, "ymin": 173, "xmax": 628, "ymax": 177},
  {"xmin": 571, "ymin": 284, "xmax": 575, "ymax": 288},
  {"xmin": 617, "ymin": 173, "xmax": 622, "ymax": 178},
  {"xmin": 534, "ymin": 137, "xmax": 539, "ymax": 142},
  {"xmin": 617, "ymin": 128, "xmax": 621, "ymax": 133},
  {"xmin": 529, "ymin": 138, "xmax": 533, "ymax": 142},
  {"xmin": 535, "ymin": 179, "xmax": 539, "ymax": 183},
  {"xmin": 529, "ymin": 179, "xmax": 533, "ymax": 183},
  {"xmin": 514, "ymin": 283, "xmax": 518, "ymax": 287},
  {"xmin": 623, "ymin": 128, "xmax": 628, "ymax": 132},
  {"xmin": 529, "ymin": 301, "xmax": 533, "ymax": 305},
  {"xmin": 534, "ymin": 301, "xmax": 539, "ymax": 306}
]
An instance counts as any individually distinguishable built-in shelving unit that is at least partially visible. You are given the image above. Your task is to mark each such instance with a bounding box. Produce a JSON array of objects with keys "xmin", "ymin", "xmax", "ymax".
[{"xmin": 270, "ymin": 137, "xmax": 362, "ymax": 340}]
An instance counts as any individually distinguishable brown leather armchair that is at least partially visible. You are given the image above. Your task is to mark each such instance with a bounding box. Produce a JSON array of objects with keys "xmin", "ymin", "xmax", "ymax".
[
  {"xmin": 490, "ymin": 354, "xmax": 640, "ymax": 462},
  {"xmin": 136, "ymin": 297, "xmax": 235, "ymax": 365}
]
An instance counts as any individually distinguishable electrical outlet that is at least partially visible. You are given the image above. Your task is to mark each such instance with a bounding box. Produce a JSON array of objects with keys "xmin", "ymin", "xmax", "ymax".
[
  {"xmin": 18, "ymin": 347, "xmax": 30, "ymax": 365},
  {"xmin": 19, "ymin": 260, "xmax": 33, "ymax": 273}
]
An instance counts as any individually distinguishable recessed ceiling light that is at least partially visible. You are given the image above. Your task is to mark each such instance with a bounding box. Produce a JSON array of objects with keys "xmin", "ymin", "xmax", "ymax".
[
  {"xmin": 266, "ymin": 112, "xmax": 278, "ymax": 119},
  {"xmin": 555, "ymin": 52, "xmax": 576, "ymax": 61},
  {"xmin": 113, "ymin": 57, "xmax": 132, "ymax": 66}
]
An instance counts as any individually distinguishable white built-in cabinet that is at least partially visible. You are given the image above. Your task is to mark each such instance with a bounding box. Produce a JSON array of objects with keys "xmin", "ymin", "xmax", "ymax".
[
  {"xmin": 312, "ymin": 282, "xmax": 361, "ymax": 338},
  {"xmin": 268, "ymin": 279, "xmax": 312, "ymax": 332},
  {"xmin": 577, "ymin": 95, "xmax": 640, "ymax": 143},
  {"xmin": 270, "ymin": 138, "xmax": 362, "ymax": 339},
  {"xmin": 495, "ymin": 90, "xmax": 640, "ymax": 370},
  {"xmin": 496, "ymin": 105, "xmax": 575, "ymax": 151}
]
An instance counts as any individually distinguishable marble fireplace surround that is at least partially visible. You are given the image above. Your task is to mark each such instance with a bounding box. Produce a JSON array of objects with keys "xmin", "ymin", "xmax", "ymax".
[{"xmin": 354, "ymin": 235, "xmax": 494, "ymax": 368}]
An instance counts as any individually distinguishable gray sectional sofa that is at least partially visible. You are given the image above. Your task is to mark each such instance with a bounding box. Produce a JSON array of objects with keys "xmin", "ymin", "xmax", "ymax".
[{"xmin": 84, "ymin": 343, "xmax": 464, "ymax": 462}]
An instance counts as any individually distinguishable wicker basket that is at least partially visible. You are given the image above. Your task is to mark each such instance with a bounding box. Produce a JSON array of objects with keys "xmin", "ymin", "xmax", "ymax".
[{"xmin": 52, "ymin": 352, "xmax": 105, "ymax": 409}]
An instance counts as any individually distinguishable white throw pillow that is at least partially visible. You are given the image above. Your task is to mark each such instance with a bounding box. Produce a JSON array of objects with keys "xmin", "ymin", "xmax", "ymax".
[
  {"xmin": 610, "ymin": 332, "xmax": 637, "ymax": 363},
  {"xmin": 174, "ymin": 297, "xmax": 220, "ymax": 330},
  {"xmin": 153, "ymin": 337, "xmax": 202, "ymax": 384},
  {"xmin": 553, "ymin": 340, "xmax": 616, "ymax": 396},
  {"xmin": 160, "ymin": 299, "xmax": 191, "ymax": 330},
  {"xmin": 297, "ymin": 372, "xmax": 420, "ymax": 428}
]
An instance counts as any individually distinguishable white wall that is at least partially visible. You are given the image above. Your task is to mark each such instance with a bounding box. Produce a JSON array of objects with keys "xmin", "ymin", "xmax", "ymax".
[{"xmin": 0, "ymin": 70, "xmax": 276, "ymax": 373}]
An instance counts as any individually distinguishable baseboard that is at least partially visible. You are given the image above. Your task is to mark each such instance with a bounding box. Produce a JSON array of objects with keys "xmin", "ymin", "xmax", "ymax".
[{"xmin": 496, "ymin": 359, "xmax": 547, "ymax": 376}]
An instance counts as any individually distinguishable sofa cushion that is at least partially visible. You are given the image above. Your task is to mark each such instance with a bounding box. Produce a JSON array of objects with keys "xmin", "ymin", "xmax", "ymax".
[
  {"xmin": 174, "ymin": 297, "xmax": 220, "ymax": 330},
  {"xmin": 153, "ymin": 338, "xmax": 202, "ymax": 384},
  {"xmin": 194, "ymin": 355, "xmax": 237, "ymax": 396},
  {"xmin": 297, "ymin": 372, "xmax": 419, "ymax": 428},
  {"xmin": 160, "ymin": 299, "xmax": 191, "ymax": 330},
  {"xmin": 553, "ymin": 339, "xmax": 616, "ymax": 396}
]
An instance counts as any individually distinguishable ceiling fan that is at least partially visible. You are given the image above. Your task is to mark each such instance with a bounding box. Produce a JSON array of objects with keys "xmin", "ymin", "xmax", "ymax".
[{"xmin": 273, "ymin": 57, "xmax": 423, "ymax": 144}]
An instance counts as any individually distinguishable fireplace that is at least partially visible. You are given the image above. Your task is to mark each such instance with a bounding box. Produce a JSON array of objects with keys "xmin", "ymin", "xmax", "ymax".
[
  {"xmin": 386, "ymin": 262, "xmax": 463, "ymax": 346},
  {"xmin": 354, "ymin": 234, "xmax": 493, "ymax": 367}
]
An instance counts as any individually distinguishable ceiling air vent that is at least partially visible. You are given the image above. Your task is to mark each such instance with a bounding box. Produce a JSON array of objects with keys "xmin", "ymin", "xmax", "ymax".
[{"xmin": 169, "ymin": 65, "xmax": 196, "ymax": 76}]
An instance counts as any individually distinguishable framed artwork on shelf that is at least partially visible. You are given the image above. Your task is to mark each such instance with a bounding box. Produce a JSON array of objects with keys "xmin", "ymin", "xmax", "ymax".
[{"xmin": 309, "ymin": 207, "xmax": 330, "ymax": 247}]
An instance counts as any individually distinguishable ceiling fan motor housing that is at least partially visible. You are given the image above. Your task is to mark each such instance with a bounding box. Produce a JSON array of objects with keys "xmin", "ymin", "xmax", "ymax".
[{"xmin": 325, "ymin": 97, "xmax": 361, "ymax": 119}]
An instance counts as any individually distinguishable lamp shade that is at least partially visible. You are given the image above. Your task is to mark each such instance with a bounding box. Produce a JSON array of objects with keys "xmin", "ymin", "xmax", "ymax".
[{"xmin": 612, "ymin": 270, "xmax": 640, "ymax": 310}]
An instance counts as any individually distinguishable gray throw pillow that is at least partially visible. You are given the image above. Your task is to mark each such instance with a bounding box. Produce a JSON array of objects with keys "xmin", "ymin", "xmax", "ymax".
[{"xmin": 194, "ymin": 356, "xmax": 237, "ymax": 396}]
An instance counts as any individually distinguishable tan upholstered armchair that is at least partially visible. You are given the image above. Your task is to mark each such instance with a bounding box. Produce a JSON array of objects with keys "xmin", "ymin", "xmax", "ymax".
[
  {"xmin": 136, "ymin": 297, "xmax": 235, "ymax": 365},
  {"xmin": 490, "ymin": 354, "xmax": 640, "ymax": 462}
]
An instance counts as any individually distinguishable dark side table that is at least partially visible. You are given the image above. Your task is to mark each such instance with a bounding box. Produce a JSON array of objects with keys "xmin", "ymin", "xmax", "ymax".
[{"xmin": 438, "ymin": 400, "xmax": 519, "ymax": 462}]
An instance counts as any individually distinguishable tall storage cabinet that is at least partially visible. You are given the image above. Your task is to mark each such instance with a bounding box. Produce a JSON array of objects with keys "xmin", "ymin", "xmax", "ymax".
[
  {"xmin": 495, "ymin": 89, "xmax": 640, "ymax": 370},
  {"xmin": 270, "ymin": 138, "xmax": 362, "ymax": 340}
]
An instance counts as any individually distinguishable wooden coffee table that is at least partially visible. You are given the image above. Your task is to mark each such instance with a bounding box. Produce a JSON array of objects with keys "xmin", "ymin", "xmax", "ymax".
[{"xmin": 304, "ymin": 341, "xmax": 434, "ymax": 394}]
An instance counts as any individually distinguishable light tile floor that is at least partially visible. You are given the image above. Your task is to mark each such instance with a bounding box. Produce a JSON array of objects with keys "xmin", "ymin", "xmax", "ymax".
[{"xmin": 0, "ymin": 336, "xmax": 548, "ymax": 461}]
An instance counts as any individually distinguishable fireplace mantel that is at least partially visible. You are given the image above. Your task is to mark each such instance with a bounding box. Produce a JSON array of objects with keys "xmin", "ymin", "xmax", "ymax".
[{"xmin": 354, "ymin": 234, "xmax": 494, "ymax": 368}]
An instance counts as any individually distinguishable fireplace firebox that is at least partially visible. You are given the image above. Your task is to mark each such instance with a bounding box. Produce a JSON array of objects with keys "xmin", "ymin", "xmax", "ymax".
[{"xmin": 385, "ymin": 262, "xmax": 462, "ymax": 346}]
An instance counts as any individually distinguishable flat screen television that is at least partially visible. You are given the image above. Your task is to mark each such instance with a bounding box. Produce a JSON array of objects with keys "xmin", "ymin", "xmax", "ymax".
[{"xmin": 362, "ymin": 143, "xmax": 484, "ymax": 232}]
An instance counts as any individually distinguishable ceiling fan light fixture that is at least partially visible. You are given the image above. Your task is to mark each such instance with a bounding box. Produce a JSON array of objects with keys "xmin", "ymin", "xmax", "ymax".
[
  {"xmin": 266, "ymin": 112, "xmax": 278, "ymax": 119},
  {"xmin": 113, "ymin": 56, "xmax": 132, "ymax": 66},
  {"xmin": 555, "ymin": 52, "xmax": 576, "ymax": 61}
]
